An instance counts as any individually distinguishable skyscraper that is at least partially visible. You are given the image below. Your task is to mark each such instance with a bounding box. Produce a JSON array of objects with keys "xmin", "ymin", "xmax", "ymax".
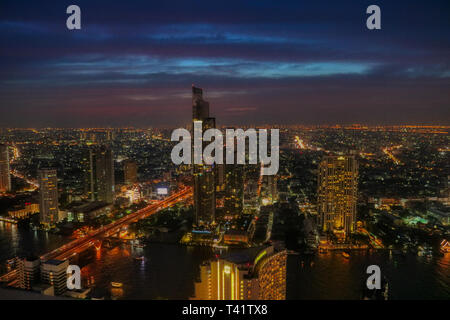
[
  {"xmin": 0, "ymin": 144, "xmax": 11, "ymax": 192},
  {"xmin": 192, "ymin": 86, "xmax": 216, "ymax": 226},
  {"xmin": 224, "ymin": 164, "xmax": 244, "ymax": 217},
  {"xmin": 193, "ymin": 257, "xmax": 259, "ymax": 300},
  {"xmin": 38, "ymin": 168, "xmax": 59, "ymax": 225},
  {"xmin": 192, "ymin": 246, "xmax": 287, "ymax": 300},
  {"xmin": 215, "ymin": 163, "xmax": 225, "ymax": 192},
  {"xmin": 89, "ymin": 146, "xmax": 115, "ymax": 203},
  {"xmin": 255, "ymin": 250, "xmax": 287, "ymax": 300},
  {"xmin": 123, "ymin": 159, "xmax": 138, "ymax": 185},
  {"xmin": 81, "ymin": 148, "xmax": 91, "ymax": 198},
  {"xmin": 318, "ymin": 155, "xmax": 358, "ymax": 240}
]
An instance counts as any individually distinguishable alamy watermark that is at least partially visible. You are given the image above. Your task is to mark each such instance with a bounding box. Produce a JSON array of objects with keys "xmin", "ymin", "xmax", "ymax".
[
  {"xmin": 366, "ymin": 265, "xmax": 381, "ymax": 289},
  {"xmin": 66, "ymin": 4, "xmax": 380, "ymax": 31},
  {"xmin": 170, "ymin": 124, "xmax": 279, "ymax": 175},
  {"xmin": 67, "ymin": 264, "xmax": 81, "ymax": 290}
]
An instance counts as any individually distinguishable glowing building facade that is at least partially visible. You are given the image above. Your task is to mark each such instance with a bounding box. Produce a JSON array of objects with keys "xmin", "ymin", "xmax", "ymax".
[
  {"xmin": 38, "ymin": 168, "xmax": 59, "ymax": 225},
  {"xmin": 0, "ymin": 144, "xmax": 11, "ymax": 192},
  {"xmin": 223, "ymin": 163, "xmax": 244, "ymax": 217},
  {"xmin": 255, "ymin": 250, "xmax": 287, "ymax": 300},
  {"xmin": 193, "ymin": 246, "xmax": 287, "ymax": 300},
  {"xmin": 318, "ymin": 155, "xmax": 358, "ymax": 239},
  {"xmin": 194, "ymin": 259, "xmax": 259, "ymax": 300}
]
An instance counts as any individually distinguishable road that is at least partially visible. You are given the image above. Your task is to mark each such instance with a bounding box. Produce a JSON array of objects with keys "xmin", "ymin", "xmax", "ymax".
[
  {"xmin": 360, "ymin": 227, "xmax": 384, "ymax": 249},
  {"xmin": 41, "ymin": 187, "xmax": 192, "ymax": 261},
  {"xmin": 0, "ymin": 187, "xmax": 192, "ymax": 285}
]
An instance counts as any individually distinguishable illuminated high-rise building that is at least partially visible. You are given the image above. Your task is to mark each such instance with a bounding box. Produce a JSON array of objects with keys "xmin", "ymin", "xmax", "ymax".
[
  {"xmin": 193, "ymin": 257, "xmax": 258, "ymax": 300},
  {"xmin": 123, "ymin": 159, "xmax": 138, "ymax": 185},
  {"xmin": 81, "ymin": 148, "xmax": 91, "ymax": 198},
  {"xmin": 255, "ymin": 249, "xmax": 287, "ymax": 300},
  {"xmin": 38, "ymin": 168, "xmax": 59, "ymax": 225},
  {"xmin": 192, "ymin": 86, "xmax": 216, "ymax": 226},
  {"xmin": 318, "ymin": 155, "xmax": 358, "ymax": 239},
  {"xmin": 89, "ymin": 146, "xmax": 115, "ymax": 203},
  {"xmin": 0, "ymin": 144, "xmax": 11, "ymax": 192},
  {"xmin": 192, "ymin": 246, "xmax": 287, "ymax": 300},
  {"xmin": 223, "ymin": 164, "xmax": 244, "ymax": 217},
  {"xmin": 215, "ymin": 163, "xmax": 225, "ymax": 192}
]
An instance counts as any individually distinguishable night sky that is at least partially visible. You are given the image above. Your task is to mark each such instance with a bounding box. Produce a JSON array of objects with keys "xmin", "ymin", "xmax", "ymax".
[{"xmin": 0, "ymin": 0, "xmax": 449, "ymax": 127}]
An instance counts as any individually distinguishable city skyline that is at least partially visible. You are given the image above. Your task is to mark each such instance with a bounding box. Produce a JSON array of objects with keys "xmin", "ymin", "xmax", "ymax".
[
  {"xmin": 0, "ymin": 1, "xmax": 448, "ymax": 302},
  {"xmin": 0, "ymin": 118, "xmax": 448, "ymax": 299},
  {"xmin": 0, "ymin": 0, "xmax": 449, "ymax": 127}
]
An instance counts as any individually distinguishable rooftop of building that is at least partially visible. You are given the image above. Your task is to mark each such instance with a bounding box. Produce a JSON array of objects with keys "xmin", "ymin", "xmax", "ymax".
[
  {"xmin": 24, "ymin": 255, "xmax": 39, "ymax": 262},
  {"xmin": 224, "ymin": 229, "xmax": 248, "ymax": 236},
  {"xmin": 65, "ymin": 200, "xmax": 110, "ymax": 213},
  {"xmin": 43, "ymin": 259, "xmax": 65, "ymax": 266},
  {"xmin": 219, "ymin": 246, "xmax": 270, "ymax": 265}
]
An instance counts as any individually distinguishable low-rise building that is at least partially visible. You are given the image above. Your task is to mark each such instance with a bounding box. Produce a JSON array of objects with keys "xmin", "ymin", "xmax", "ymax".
[
  {"xmin": 41, "ymin": 259, "xmax": 69, "ymax": 296},
  {"xmin": 18, "ymin": 256, "xmax": 40, "ymax": 290},
  {"xmin": 223, "ymin": 230, "xmax": 249, "ymax": 245},
  {"xmin": 8, "ymin": 203, "xmax": 39, "ymax": 219},
  {"xmin": 66, "ymin": 201, "xmax": 113, "ymax": 222}
]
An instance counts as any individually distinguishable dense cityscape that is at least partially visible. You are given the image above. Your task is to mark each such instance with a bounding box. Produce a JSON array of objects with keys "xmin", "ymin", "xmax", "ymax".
[
  {"xmin": 0, "ymin": 0, "xmax": 449, "ymax": 303},
  {"xmin": 0, "ymin": 86, "xmax": 448, "ymax": 300}
]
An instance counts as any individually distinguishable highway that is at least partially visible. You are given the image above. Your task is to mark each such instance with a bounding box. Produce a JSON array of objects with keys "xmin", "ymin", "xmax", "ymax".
[
  {"xmin": 382, "ymin": 145, "xmax": 403, "ymax": 165},
  {"xmin": 41, "ymin": 187, "xmax": 192, "ymax": 261},
  {"xmin": 0, "ymin": 187, "xmax": 192, "ymax": 284},
  {"xmin": 294, "ymin": 135, "xmax": 325, "ymax": 152}
]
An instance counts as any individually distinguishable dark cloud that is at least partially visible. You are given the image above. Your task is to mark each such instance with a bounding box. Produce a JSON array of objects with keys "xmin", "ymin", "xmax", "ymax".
[{"xmin": 0, "ymin": 0, "xmax": 449, "ymax": 126}]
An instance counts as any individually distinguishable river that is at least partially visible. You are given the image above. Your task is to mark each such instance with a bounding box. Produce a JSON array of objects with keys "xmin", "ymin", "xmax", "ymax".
[{"xmin": 1, "ymin": 221, "xmax": 449, "ymax": 299}]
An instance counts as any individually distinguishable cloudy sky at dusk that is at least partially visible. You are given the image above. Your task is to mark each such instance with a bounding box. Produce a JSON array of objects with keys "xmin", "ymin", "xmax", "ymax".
[{"xmin": 0, "ymin": 0, "xmax": 449, "ymax": 127}]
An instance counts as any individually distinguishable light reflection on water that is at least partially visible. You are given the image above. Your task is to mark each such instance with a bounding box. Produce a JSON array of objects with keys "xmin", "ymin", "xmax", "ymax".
[
  {"xmin": 288, "ymin": 250, "xmax": 450, "ymax": 299},
  {"xmin": 82, "ymin": 243, "xmax": 214, "ymax": 299},
  {"xmin": 82, "ymin": 244, "xmax": 449, "ymax": 300},
  {"xmin": 0, "ymin": 221, "xmax": 68, "ymax": 264},
  {"xmin": 0, "ymin": 224, "xmax": 449, "ymax": 299}
]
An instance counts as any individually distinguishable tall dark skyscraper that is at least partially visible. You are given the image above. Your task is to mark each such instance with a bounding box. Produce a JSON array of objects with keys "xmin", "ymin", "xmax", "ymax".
[
  {"xmin": 0, "ymin": 144, "xmax": 11, "ymax": 192},
  {"xmin": 81, "ymin": 148, "xmax": 91, "ymax": 198},
  {"xmin": 192, "ymin": 86, "xmax": 216, "ymax": 226},
  {"xmin": 220, "ymin": 133, "xmax": 244, "ymax": 217},
  {"xmin": 123, "ymin": 159, "xmax": 138, "ymax": 185},
  {"xmin": 89, "ymin": 146, "xmax": 115, "ymax": 203},
  {"xmin": 38, "ymin": 168, "xmax": 59, "ymax": 225},
  {"xmin": 318, "ymin": 155, "xmax": 358, "ymax": 240},
  {"xmin": 224, "ymin": 164, "xmax": 244, "ymax": 217}
]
